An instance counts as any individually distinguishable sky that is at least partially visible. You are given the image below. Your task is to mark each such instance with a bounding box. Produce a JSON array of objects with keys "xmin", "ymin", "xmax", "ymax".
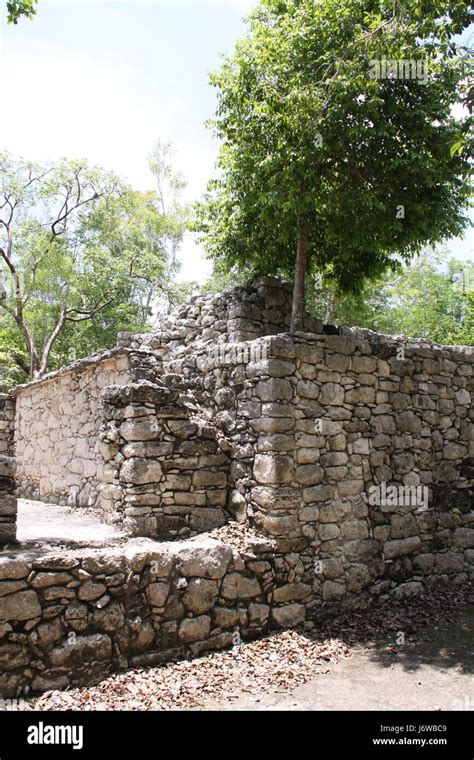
[{"xmin": 0, "ymin": 0, "xmax": 472, "ymax": 283}]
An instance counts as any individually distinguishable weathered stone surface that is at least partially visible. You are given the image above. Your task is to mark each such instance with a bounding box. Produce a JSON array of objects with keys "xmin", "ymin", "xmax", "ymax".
[
  {"xmin": 146, "ymin": 582, "xmax": 170, "ymax": 607},
  {"xmin": 454, "ymin": 529, "xmax": 474, "ymax": 549},
  {"xmin": 295, "ymin": 464, "xmax": 324, "ymax": 486},
  {"xmin": 179, "ymin": 616, "xmax": 211, "ymax": 643},
  {"xmin": 78, "ymin": 582, "xmax": 107, "ymax": 601},
  {"xmin": 323, "ymin": 580, "xmax": 346, "ymax": 601},
  {"xmin": 248, "ymin": 603, "xmax": 270, "ymax": 626},
  {"xmin": 271, "ymin": 604, "xmax": 305, "ymax": 627},
  {"xmin": 384, "ymin": 536, "xmax": 422, "ymax": 559},
  {"xmin": 255, "ymin": 379, "xmax": 292, "ymax": 402},
  {"xmin": 50, "ymin": 633, "xmax": 112, "ymax": 666},
  {"xmin": 320, "ymin": 384, "xmax": 345, "ymax": 406},
  {"xmin": 254, "ymin": 454, "xmax": 293, "ymax": 484},
  {"xmin": 273, "ymin": 583, "xmax": 311, "ymax": 603},
  {"xmin": 174, "ymin": 541, "xmax": 233, "ymax": 579},
  {"xmin": 212, "ymin": 606, "xmax": 240, "ymax": 628},
  {"xmin": 120, "ymin": 458, "xmax": 162, "ymax": 485},
  {"xmin": 182, "ymin": 579, "xmax": 218, "ymax": 614},
  {"xmin": 435, "ymin": 552, "xmax": 464, "ymax": 574},
  {"xmin": 319, "ymin": 523, "xmax": 341, "ymax": 541},
  {"xmin": 0, "ymin": 590, "xmax": 41, "ymax": 621},
  {"xmin": 221, "ymin": 574, "xmax": 261, "ymax": 600}
]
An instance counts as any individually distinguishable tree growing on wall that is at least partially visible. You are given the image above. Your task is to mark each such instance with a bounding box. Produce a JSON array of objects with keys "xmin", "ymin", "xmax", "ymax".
[
  {"xmin": 0, "ymin": 154, "xmax": 182, "ymax": 381},
  {"xmin": 195, "ymin": 0, "xmax": 473, "ymax": 332}
]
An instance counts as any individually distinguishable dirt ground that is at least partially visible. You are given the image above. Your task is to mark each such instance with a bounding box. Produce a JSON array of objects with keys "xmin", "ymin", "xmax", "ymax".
[
  {"xmin": 16, "ymin": 499, "xmax": 125, "ymax": 546},
  {"xmin": 200, "ymin": 606, "xmax": 474, "ymax": 711}
]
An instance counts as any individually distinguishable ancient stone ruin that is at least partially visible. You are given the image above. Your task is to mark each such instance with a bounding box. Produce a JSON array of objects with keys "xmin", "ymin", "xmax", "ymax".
[{"xmin": 0, "ymin": 277, "xmax": 472, "ymax": 696}]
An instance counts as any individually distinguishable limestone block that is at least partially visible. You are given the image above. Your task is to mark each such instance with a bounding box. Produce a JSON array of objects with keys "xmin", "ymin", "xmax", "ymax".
[
  {"xmin": 49, "ymin": 633, "xmax": 112, "ymax": 666},
  {"xmin": 255, "ymin": 379, "xmax": 293, "ymax": 402},
  {"xmin": 323, "ymin": 580, "xmax": 346, "ymax": 601},
  {"xmin": 271, "ymin": 603, "xmax": 305, "ymax": 627},
  {"xmin": 454, "ymin": 528, "xmax": 474, "ymax": 549},
  {"xmin": 212, "ymin": 607, "xmax": 240, "ymax": 628},
  {"xmin": 295, "ymin": 464, "xmax": 324, "ymax": 486},
  {"xmin": 384, "ymin": 536, "xmax": 422, "ymax": 559},
  {"xmin": 221, "ymin": 573, "xmax": 261, "ymax": 600},
  {"xmin": 175, "ymin": 540, "xmax": 233, "ymax": 579},
  {"xmin": 119, "ymin": 419, "xmax": 160, "ymax": 442},
  {"xmin": 319, "ymin": 383, "xmax": 345, "ymax": 405},
  {"xmin": 120, "ymin": 458, "xmax": 162, "ymax": 485},
  {"xmin": 182, "ymin": 579, "xmax": 218, "ymax": 614},
  {"xmin": 146, "ymin": 582, "xmax": 170, "ymax": 608},
  {"xmin": 0, "ymin": 590, "xmax": 41, "ymax": 621},
  {"xmin": 273, "ymin": 583, "xmax": 311, "ymax": 603},
  {"xmin": 179, "ymin": 616, "xmax": 211, "ymax": 643},
  {"xmin": 319, "ymin": 523, "xmax": 340, "ymax": 541},
  {"xmin": 254, "ymin": 454, "xmax": 293, "ymax": 484}
]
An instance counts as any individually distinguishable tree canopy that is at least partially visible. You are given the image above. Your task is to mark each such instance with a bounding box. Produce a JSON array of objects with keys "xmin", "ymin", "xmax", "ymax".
[
  {"xmin": 6, "ymin": 0, "xmax": 37, "ymax": 24},
  {"xmin": 195, "ymin": 0, "xmax": 473, "ymax": 331}
]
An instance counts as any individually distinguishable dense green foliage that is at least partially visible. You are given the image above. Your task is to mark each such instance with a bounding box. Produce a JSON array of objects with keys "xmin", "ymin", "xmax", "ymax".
[
  {"xmin": 6, "ymin": 0, "xmax": 37, "ymax": 24},
  {"xmin": 308, "ymin": 250, "xmax": 474, "ymax": 345},
  {"xmin": 0, "ymin": 149, "xmax": 190, "ymax": 388},
  {"xmin": 195, "ymin": 0, "xmax": 472, "ymax": 328}
]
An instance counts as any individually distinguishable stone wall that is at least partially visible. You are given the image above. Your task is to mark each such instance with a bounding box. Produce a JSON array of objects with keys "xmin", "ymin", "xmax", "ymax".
[
  {"xmin": 1, "ymin": 278, "xmax": 472, "ymax": 695},
  {"xmin": 0, "ymin": 533, "xmax": 299, "ymax": 698},
  {"xmin": 118, "ymin": 277, "xmax": 323, "ymax": 360},
  {"xmin": 13, "ymin": 350, "xmax": 134, "ymax": 508},
  {"xmin": 0, "ymin": 394, "xmax": 16, "ymax": 545},
  {"xmin": 98, "ymin": 381, "xmax": 229, "ymax": 537},
  {"xmin": 100, "ymin": 326, "xmax": 473, "ymax": 607},
  {"xmin": 234, "ymin": 331, "xmax": 473, "ymax": 606}
]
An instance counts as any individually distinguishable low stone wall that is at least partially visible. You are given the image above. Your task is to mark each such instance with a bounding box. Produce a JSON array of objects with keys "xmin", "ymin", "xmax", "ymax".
[
  {"xmin": 0, "ymin": 394, "xmax": 16, "ymax": 545},
  {"xmin": 13, "ymin": 350, "xmax": 134, "ymax": 508},
  {"xmin": 0, "ymin": 533, "xmax": 292, "ymax": 697},
  {"xmin": 1, "ymin": 524, "xmax": 472, "ymax": 698}
]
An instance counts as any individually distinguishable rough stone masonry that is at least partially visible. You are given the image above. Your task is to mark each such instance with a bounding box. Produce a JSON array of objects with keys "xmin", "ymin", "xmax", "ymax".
[{"xmin": 0, "ymin": 277, "xmax": 472, "ymax": 696}]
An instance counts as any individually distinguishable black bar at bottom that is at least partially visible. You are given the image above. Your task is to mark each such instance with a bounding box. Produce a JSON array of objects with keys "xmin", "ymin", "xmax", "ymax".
[{"xmin": 0, "ymin": 710, "xmax": 471, "ymax": 758}]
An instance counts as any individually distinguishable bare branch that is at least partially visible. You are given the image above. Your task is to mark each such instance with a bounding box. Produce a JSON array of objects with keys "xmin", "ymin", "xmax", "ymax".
[{"xmin": 64, "ymin": 298, "xmax": 114, "ymax": 322}]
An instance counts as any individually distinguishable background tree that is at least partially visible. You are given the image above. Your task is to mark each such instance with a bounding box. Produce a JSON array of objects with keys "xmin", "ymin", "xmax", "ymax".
[
  {"xmin": 305, "ymin": 248, "xmax": 473, "ymax": 345},
  {"xmin": 6, "ymin": 0, "xmax": 37, "ymax": 24},
  {"xmin": 146, "ymin": 140, "xmax": 193, "ymax": 311},
  {"xmin": 195, "ymin": 0, "xmax": 472, "ymax": 331},
  {"xmin": 0, "ymin": 152, "xmax": 187, "ymax": 385}
]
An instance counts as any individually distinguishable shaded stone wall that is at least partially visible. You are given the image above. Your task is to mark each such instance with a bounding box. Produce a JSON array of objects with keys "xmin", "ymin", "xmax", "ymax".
[
  {"xmin": 0, "ymin": 394, "xmax": 16, "ymax": 545},
  {"xmin": 14, "ymin": 351, "xmax": 133, "ymax": 508}
]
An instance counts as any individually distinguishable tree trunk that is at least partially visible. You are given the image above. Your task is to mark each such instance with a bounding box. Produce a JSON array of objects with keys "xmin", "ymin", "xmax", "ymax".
[
  {"xmin": 324, "ymin": 289, "xmax": 335, "ymax": 323},
  {"xmin": 290, "ymin": 219, "xmax": 310, "ymax": 333}
]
